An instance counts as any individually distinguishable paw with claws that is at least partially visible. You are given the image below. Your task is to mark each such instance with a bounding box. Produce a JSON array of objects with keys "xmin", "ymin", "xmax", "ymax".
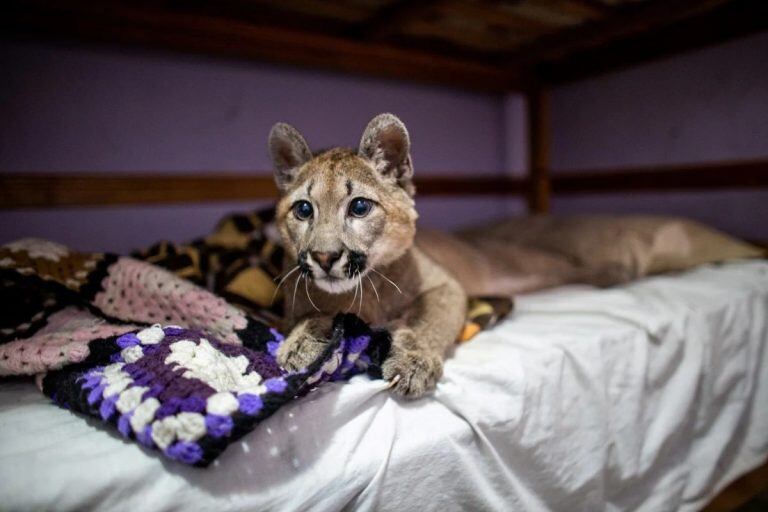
[
  {"xmin": 382, "ymin": 328, "xmax": 443, "ymax": 398},
  {"xmin": 276, "ymin": 317, "xmax": 332, "ymax": 371}
]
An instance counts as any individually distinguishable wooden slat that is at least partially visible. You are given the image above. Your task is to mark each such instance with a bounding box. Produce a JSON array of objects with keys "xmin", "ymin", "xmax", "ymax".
[
  {"xmin": 1, "ymin": 0, "xmax": 526, "ymax": 93},
  {"xmin": 0, "ymin": 174, "xmax": 279, "ymax": 208},
  {"xmin": 0, "ymin": 173, "xmax": 529, "ymax": 208},
  {"xmin": 355, "ymin": 0, "xmax": 445, "ymax": 40},
  {"xmin": 563, "ymin": 0, "xmax": 613, "ymax": 16},
  {"xmin": 1, "ymin": 160, "xmax": 766, "ymax": 209},
  {"xmin": 527, "ymin": 88, "xmax": 552, "ymax": 213},
  {"xmin": 417, "ymin": 176, "xmax": 527, "ymax": 196},
  {"xmin": 508, "ymin": 0, "xmax": 607, "ymax": 27},
  {"xmin": 551, "ymin": 159, "xmax": 768, "ymax": 194}
]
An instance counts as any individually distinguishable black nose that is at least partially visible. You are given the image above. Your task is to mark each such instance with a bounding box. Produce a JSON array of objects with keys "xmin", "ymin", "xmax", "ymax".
[{"xmin": 311, "ymin": 251, "xmax": 342, "ymax": 273}]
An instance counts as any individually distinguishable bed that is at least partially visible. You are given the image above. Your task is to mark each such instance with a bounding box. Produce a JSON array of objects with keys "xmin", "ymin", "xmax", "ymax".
[
  {"xmin": 2, "ymin": 259, "xmax": 766, "ymax": 511},
  {"xmin": 2, "ymin": 3, "xmax": 768, "ymax": 509}
]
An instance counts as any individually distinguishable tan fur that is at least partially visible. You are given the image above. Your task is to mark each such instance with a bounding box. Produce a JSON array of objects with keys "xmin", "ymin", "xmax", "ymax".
[{"xmin": 269, "ymin": 114, "xmax": 466, "ymax": 398}]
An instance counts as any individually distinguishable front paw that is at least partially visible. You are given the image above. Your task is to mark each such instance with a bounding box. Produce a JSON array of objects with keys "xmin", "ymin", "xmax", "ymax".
[
  {"xmin": 276, "ymin": 332, "xmax": 327, "ymax": 372},
  {"xmin": 382, "ymin": 343, "xmax": 443, "ymax": 399}
]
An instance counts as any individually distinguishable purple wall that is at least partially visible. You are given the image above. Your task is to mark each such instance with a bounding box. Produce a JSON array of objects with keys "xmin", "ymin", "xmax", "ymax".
[
  {"xmin": 549, "ymin": 31, "xmax": 768, "ymax": 239},
  {"xmin": 2, "ymin": 31, "xmax": 767, "ymax": 253},
  {"xmin": 1, "ymin": 41, "xmax": 524, "ymax": 253}
]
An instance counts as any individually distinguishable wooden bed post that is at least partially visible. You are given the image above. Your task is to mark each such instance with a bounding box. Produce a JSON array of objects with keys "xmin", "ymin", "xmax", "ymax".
[{"xmin": 527, "ymin": 88, "xmax": 551, "ymax": 214}]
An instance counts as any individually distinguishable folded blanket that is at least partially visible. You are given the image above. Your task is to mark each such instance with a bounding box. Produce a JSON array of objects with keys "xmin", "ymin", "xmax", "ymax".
[
  {"xmin": 0, "ymin": 208, "xmax": 511, "ymax": 466},
  {"xmin": 42, "ymin": 316, "xmax": 388, "ymax": 466}
]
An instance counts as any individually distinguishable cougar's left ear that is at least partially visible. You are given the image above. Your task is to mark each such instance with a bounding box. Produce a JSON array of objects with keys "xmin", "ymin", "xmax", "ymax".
[
  {"xmin": 268, "ymin": 122, "xmax": 312, "ymax": 192},
  {"xmin": 358, "ymin": 113, "xmax": 415, "ymax": 196}
]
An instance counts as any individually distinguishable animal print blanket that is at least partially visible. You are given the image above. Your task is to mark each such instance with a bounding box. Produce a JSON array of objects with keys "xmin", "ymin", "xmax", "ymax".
[{"xmin": 0, "ymin": 208, "xmax": 511, "ymax": 466}]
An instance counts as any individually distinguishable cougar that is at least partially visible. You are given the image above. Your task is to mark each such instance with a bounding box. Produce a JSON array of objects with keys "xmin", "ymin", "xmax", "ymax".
[{"xmin": 268, "ymin": 113, "xmax": 467, "ymax": 398}]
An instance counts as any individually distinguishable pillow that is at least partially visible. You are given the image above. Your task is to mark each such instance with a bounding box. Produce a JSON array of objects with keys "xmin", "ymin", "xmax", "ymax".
[
  {"xmin": 415, "ymin": 229, "xmax": 597, "ymax": 296},
  {"xmin": 459, "ymin": 215, "xmax": 763, "ymax": 284}
]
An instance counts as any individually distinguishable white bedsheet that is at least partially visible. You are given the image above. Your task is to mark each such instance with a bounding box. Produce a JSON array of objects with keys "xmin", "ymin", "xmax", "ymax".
[{"xmin": 1, "ymin": 261, "xmax": 767, "ymax": 512}]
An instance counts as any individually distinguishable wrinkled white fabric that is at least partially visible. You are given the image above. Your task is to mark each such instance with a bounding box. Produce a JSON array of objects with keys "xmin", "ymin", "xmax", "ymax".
[{"xmin": 1, "ymin": 261, "xmax": 766, "ymax": 512}]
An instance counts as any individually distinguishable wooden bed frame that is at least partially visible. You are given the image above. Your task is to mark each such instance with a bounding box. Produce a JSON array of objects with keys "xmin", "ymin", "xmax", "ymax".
[{"xmin": 3, "ymin": 153, "xmax": 767, "ymax": 211}]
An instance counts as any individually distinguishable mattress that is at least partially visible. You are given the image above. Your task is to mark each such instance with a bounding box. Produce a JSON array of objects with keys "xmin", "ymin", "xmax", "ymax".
[{"xmin": 1, "ymin": 260, "xmax": 767, "ymax": 512}]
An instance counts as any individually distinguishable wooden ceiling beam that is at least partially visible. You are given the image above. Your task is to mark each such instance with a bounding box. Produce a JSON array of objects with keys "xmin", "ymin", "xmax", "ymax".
[
  {"xmin": 1, "ymin": 1, "xmax": 529, "ymax": 92},
  {"xmin": 504, "ymin": 0, "xmax": 734, "ymax": 65},
  {"xmin": 561, "ymin": 0, "xmax": 612, "ymax": 15},
  {"xmin": 538, "ymin": 0, "xmax": 768, "ymax": 83},
  {"xmin": 354, "ymin": 0, "xmax": 446, "ymax": 40}
]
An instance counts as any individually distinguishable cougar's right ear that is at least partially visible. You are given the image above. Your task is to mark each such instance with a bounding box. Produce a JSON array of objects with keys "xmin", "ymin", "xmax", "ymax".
[
  {"xmin": 358, "ymin": 113, "xmax": 415, "ymax": 196},
  {"xmin": 268, "ymin": 122, "xmax": 312, "ymax": 191}
]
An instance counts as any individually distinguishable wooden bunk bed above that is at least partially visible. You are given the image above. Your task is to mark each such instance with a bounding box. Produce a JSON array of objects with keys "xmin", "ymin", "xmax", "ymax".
[{"xmin": 3, "ymin": 0, "xmax": 767, "ymax": 91}]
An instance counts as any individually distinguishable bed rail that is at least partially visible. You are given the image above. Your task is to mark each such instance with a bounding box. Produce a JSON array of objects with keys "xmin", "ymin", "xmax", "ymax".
[{"xmin": 2, "ymin": 159, "xmax": 766, "ymax": 209}]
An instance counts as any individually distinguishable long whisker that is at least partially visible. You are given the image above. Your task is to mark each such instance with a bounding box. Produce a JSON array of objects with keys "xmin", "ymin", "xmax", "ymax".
[
  {"xmin": 370, "ymin": 268, "xmax": 402, "ymax": 294},
  {"xmin": 366, "ymin": 274, "xmax": 380, "ymax": 303},
  {"xmin": 271, "ymin": 265, "xmax": 300, "ymax": 305},
  {"xmin": 291, "ymin": 272, "xmax": 301, "ymax": 316},
  {"xmin": 347, "ymin": 271, "xmax": 359, "ymax": 312},
  {"xmin": 273, "ymin": 262, "xmax": 302, "ymax": 281},
  {"xmin": 357, "ymin": 271, "xmax": 363, "ymax": 315},
  {"xmin": 304, "ymin": 275, "xmax": 321, "ymax": 312}
]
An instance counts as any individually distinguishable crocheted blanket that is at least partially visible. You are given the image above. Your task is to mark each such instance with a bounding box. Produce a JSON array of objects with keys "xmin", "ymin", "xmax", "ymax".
[{"xmin": 0, "ymin": 208, "xmax": 511, "ymax": 467}]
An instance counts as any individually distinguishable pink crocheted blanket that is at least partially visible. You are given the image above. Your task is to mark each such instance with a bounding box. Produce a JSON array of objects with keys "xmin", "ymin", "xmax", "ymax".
[
  {"xmin": 1, "ymin": 209, "xmax": 288, "ymax": 375},
  {"xmin": 0, "ymin": 242, "xmax": 266, "ymax": 375}
]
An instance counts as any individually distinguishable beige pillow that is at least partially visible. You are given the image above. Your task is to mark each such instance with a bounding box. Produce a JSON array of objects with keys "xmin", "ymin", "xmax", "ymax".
[
  {"xmin": 460, "ymin": 215, "xmax": 763, "ymax": 284},
  {"xmin": 415, "ymin": 229, "xmax": 614, "ymax": 296}
]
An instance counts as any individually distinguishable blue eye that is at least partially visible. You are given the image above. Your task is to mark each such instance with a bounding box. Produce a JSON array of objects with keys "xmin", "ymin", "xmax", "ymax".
[
  {"xmin": 348, "ymin": 197, "xmax": 373, "ymax": 218},
  {"xmin": 292, "ymin": 200, "xmax": 313, "ymax": 220}
]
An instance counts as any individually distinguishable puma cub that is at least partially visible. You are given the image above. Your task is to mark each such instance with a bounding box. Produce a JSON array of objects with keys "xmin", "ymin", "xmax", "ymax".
[{"xmin": 269, "ymin": 113, "xmax": 466, "ymax": 398}]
